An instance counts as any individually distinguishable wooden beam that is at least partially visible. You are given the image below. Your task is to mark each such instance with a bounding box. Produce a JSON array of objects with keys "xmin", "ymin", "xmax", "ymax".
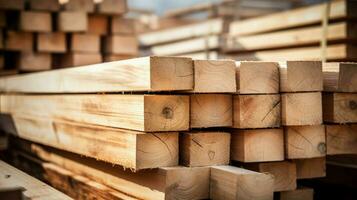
[
  {"xmin": 323, "ymin": 62, "xmax": 357, "ymax": 92},
  {"xmin": 103, "ymin": 54, "xmax": 135, "ymax": 62},
  {"xmin": 225, "ymin": 22, "xmax": 357, "ymax": 52},
  {"xmin": 5, "ymin": 31, "xmax": 33, "ymax": 51},
  {"xmin": 295, "ymin": 157, "xmax": 326, "ymax": 179},
  {"xmin": 231, "ymin": 128, "xmax": 284, "ymax": 162},
  {"xmin": 0, "ymin": 94, "xmax": 189, "ymax": 132},
  {"xmin": 97, "ymin": 0, "xmax": 127, "ymax": 15},
  {"xmin": 191, "ymin": 59, "xmax": 236, "ymax": 93},
  {"xmin": 236, "ymin": 61, "xmax": 279, "ymax": 94},
  {"xmin": 19, "ymin": 142, "xmax": 210, "ymax": 200},
  {"xmin": 64, "ymin": 0, "xmax": 95, "ymax": 12},
  {"xmin": 323, "ymin": 92, "xmax": 357, "ymax": 123},
  {"xmin": 104, "ymin": 35, "xmax": 138, "ymax": 55},
  {"xmin": 0, "ymin": 0, "xmax": 24, "ymax": 10},
  {"xmin": 281, "ymin": 92, "xmax": 323, "ymax": 126},
  {"xmin": 37, "ymin": 32, "xmax": 66, "ymax": 53},
  {"xmin": 279, "ymin": 187, "xmax": 314, "ymax": 200},
  {"xmin": 55, "ymin": 53, "xmax": 102, "ymax": 68},
  {"xmin": 17, "ymin": 52, "xmax": 51, "ymax": 72},
  {"xmin": 28, "ymin": 0, "xmax": 59, "ymax": 11},
  {"xmin": 179, "ymin": 51, "xmax": 219, "ymax": 60},
  {"xmin": 229, "ymin": 0, "xmax": 357, "ymax": 36},
  {"xmin": 0, "ymin": 56, "xmax": 193, "ymax": 93},
  {"xmin": 190, "ymin": 94, "xmax": 232, "ymax": 128},
  {"xmin": 180, "ymin": 131, "xmax": 230, "ymax": 167},
  {"xmin": 20, "ymin": 11, "xmax": 52, "ymax": 32},
  {"xmin": 88, "ymin": 14, "xmax": 108, "ymax": 35},
  {"xmin": 233, "ymin": 94, "xmax": 281, "ymax": 128},
  {"xmin": 279, "ymin": 61, "xmax": 323, "ymax": 92},
  {"xmin": 0, "ymin": 115, "xmax": 178, "ymax": 170},
  {"xmin": 139, "ymin": 19, "xmax": 226, "ymax": 46},
  {"xmin": 326, "ymin": 124, "xmax": 357, "ymax": 155},
  {"xmin": 70, "ymin": 33, "xmax": 100, "ymax": 53},
  {"xmin": 0, "ymin": 160, "xmax": 71, "ymax": 199},
  {"xmin": 110, "ymin": 17, "xmax": 135, "ymax": 35},
  {"xmin": 57, "ymin": 12, "xmax": 88, "ymax": 32},
  {"xmin": 285, "ymin": 125, "xmax": 326, "ymax": 159},
  {"xmin": 210, "ymin": 165, "xmax": 274, "ymax": 200}
]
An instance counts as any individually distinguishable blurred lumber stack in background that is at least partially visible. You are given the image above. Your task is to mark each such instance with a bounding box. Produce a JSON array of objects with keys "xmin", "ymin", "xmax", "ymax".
[{"xmin": 0, "ymin": 0, "xmax": 138, "ymax": 75}]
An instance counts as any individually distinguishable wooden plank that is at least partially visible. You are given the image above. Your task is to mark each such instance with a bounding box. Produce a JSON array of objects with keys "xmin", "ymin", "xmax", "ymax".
[
  {"xmin": 149, "ymin": 35, "xmax": 220, "ymax": 56},
  {"xmin": 279, "ymin": 187, "xmax": 314, "ymax": 200},
  {"xmin": 64, "ymin": 0, "xmax": 95, "ymax": 12},
  {"xmin": 110, "ymin": 17, "xmax": 135, "ymax": 35},
  {"xmin": 139, "ymin": 18, "xmax": 226, "ymax": 46},
  {"xmin": 281, "ymin": 92, "xmax": 322, "ymax": 126},
  {"xmin": 225, "ymin": 44, "xmax": 357, "ymax": 61},
  {"xmin": 0, "ymin": 56, "xmax": 193, "ymax": 93},
  {"xmin": 191, "ymin": 59, "xmax": 236, "ymax": 93},
  {"xmin": 180, "ymin": 131, "xmax": 230, "ymax": 167},
  {"xmin": 229, "ymin": 0, "xmax": 357, "ymax": 36},
  {"xmin": 233, "ymin": 94, "xmax": 281, "ymax": 128},
  {"xmin": 179, "ymin": 51, "xmax": 219, "ymax": 60},
  {"xmin": 210, "ymin": 165, "xmax": 274, "ymax": 200},
  {"xmin": 5, "ymin": 31, "xmax": 33, "ymax": 51},
  {"xmin": 104, "ymin": 35, "xmax": 138, "ymax": 55},
  {"xmin": 88, "ymin": 14, "xmax": 108, "ymax": 35},
  {"xmin": 0, "ymin": 160, "xmax": 71, "ymax": 200},
  {"xmin": 0, "ymin": 115, "xmax": 178, "ymax": 170},
  {"xmin": 285, "ymin": 125, "xmax": 326, "ymax": 159},
  {"xmin": 236, "ymin": 61, "xmax": 279, "ymax": 94},
  {"xmin": 242, "ymin": 161, "xmax": 297, "ymax": 192},
  {"xmin": 231, "ymin": 128, "xmax": 284, "ymax": 162},
  {"xmin": 323, "ymin": 62, "xmax": 357, "ymax": 92},
  {"xmin": 97, "ymin": 0, "xmax": 127, "ymax": 15},
  {"xmin": 279, "ymin": 61, "xmax": 323, "ymax": 92},
  {"xmin": 323, "ymin": 92, "xmax": 357, "ymax": 123},
  {"xmin": 55, "ymin": 53, "xmax": 102, "ymax": 68},
  {"xmin": 0, "ymin": 94, "xmax": 189, "ymax": 132},
  {"xmin": 0, "ymin": 0, "xmax": 24, "ymax": 10},
  {"xmin": 190, "ymin": 94, "xmax": 232, "ymax": 128},
  {"xmin": 57, "ymin": 12, "xmax": 88, "ymax": 32},
  {"xmin": 37, "ymin": 32, "xmax": 66, "ymax": 53},
  {"xmin": 19, "ymin": 142, "xmax": 210, "ymax": 200},
  {"xmin": 295, "ymin": 157, "xmax": 326, "ymax": 179},
  {"xmin": 225, "ymin": 22, "xmax": 357, "ymax": 52},
  {"xmin": 20, "ymin": 11, "xmax": 52, "ymax": 32},
  {"xmin": 28, "ymin": 0, "xmax": 60, "ymax": 11},
  {"xmin": 103, "ymin": 54, "xmax": 135, "ymax": 62},
  {"xmin": 326, "ymin": 124, "xmax": 357, "ymax": 155},
  {"xmin": 70, "ymin": 33, "xmax": 100, "ymax": 53},
  {"xmin": 17, "ymin": 52, "xmax": 51, "ymax": 72}
]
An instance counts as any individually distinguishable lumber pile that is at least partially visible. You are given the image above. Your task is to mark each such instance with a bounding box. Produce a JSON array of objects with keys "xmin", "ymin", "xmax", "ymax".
[
  {"xmin": 224, "ymin": 0, "xmax": 357, "ymax": 61},
  {"xmin": 0, "ymin": 0, "xmax": 137, "ymax": 75}
]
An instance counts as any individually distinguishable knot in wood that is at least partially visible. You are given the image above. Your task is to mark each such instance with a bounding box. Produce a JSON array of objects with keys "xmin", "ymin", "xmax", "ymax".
[
  {"xmin": 318, "ymin": 142, "xmax": 326, "ymax": 154},
  {"xmin": 162, "ymin": 107, "xmax": 173, "ymax": 119},
  {"xmin": 349, "ymin": 100, "xmax": 357, "ymax": 110}
]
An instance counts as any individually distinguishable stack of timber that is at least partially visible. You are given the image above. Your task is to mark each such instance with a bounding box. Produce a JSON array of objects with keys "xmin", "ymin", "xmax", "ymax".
[
  {"xmin": 224, "ymin": 0, "xmax": 357, "ymax": 62},
  {"xmin": 0, "ymin": 0, "xmax": 137, "ymax": 75}
]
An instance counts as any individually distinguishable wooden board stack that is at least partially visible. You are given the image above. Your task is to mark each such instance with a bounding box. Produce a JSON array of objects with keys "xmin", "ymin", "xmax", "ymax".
[
  {"xmin": 224, "ymin": 0, "xmax": 357, "ymax": 61},
  {"xmin": 0, "ymin": 0, "xmax": 137, "ymax": 74}
]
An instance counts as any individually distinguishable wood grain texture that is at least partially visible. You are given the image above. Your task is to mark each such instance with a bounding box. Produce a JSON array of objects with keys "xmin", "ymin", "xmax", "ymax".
[
  {"xmin": 0, "ymin": 160, "xmax": 71, "ymax": 200},
  {"xmin": 231, "ymin": 129, "xmax": 284, "ymax": 163},
  {"xmin": 190, "ymin": 94, "xmax": 232, "ymax": 128},
  {"xmin": 285, "ymin": 125, "xmax": 326, "ymax": 159},
  {"xmin": 0, "ymin": 56, "xmax": 193, "ymax": 93},
  {"xmin": 279, "ymin": 61, "xmax": 323, "ymax": 92},
  {"xmin": 210, "ymin": 165, "xmax": 274, "ymax": 200},
  {"xmin": 243, "ymin": 161, "xmax": 297, "ymax": 192},
  {"xmin": 180, "ymin": 131, "xmax": 230, "ymax": 167},
  {"xmin": 280, "ymin": 187, "xmax": 314, "ymax": 200},
  {"xmin": 191, "ymin": 59, "xmax": 236, "ymax": 93},
  {"xmin": 20, "ymin": 11, "xmax": 52, "ymax": 32},
  {"xmin": 37, "ymin": 32, "xmax": 66, "ymax": 53},
  {"xmin": 323, "ymin": 62, "xmax": 357, "ymax": 92},
  {"xmin": 295, "ymin": 157, "xmax": 326, "ymax": 179},
  {"xmin": 57, "ymin": 12, "xmax": 87, "ymax": 32},
  {"xmin": 323, "ymin": 92, "xmax": 357, "ymax": 123},
  {"xmin": 19, "ymin": 142, "xmax": 210, "ymax": 200},
  {"xmin": 233, "ymin": 94, "xmax": 281, "ymax": 128},
  {"xmin": 281, "ymin": 92, "xmax": 322, "ymax": 126},
  {"xmin": 0, "ymin": 116, "xmax": 178, "ymax": 170},
  {"xmin": 236, "ymin": 61, "xmax": 279, "ymax": 94},
  {"xmin": 0, "ymin": 94, "xmax": 189, "ymax": 132},
  {"xmin": 326, "ymin": 124, "xmax": 357, "ymax": 155}
]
